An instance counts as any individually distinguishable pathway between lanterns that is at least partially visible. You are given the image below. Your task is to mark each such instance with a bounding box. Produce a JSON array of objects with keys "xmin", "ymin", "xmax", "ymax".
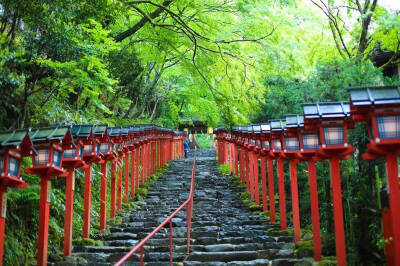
[{"xmin": 58, "ymin": 150, "xmax": 312, "ymax": 265}]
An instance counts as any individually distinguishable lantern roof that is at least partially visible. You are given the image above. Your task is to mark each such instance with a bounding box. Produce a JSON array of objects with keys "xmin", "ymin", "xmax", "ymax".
[
  {"xmin": 252, "ymin": 124, "xmax": 261, "ymax": 133},
  {"xmin": 246, "ymin": 125, "xmax": 253, "ymax": 133},
  {"xmin": 302, "ymin": 102, "xmax": 350, "ymax": 119},
  {"xmin": 0, "ymin": 129, "xmax": 30, "ymax": 147},
  {"xmin": 108, "ymin": 127, "xmax": 121, "ymax": 137},
  {"xmin": 29, "ymin": 126, "xmax": 72, "ymax": 142},
  {"xmin": 260, "ymin": 124, "xmax": 271, "ymax": 133},
  {"xmin": 120, "ymin": 127, "xmax": 129, "ymax": 136},
  {"xmin": 269, "ymin": 119, "xmax": 286, "ymax": 131},
  {"xmin": 348, "ymin": 85, "xmax": 400, "ymax": 106},
  {"xmin": 93, "ymin": 125, "xmax": 107, "ymax": 137},
  {"xmin": 285, "ymin": 114, "xmax": 304, "ymax": 128},
  {"xmin": 70, "ymin": 125, "xmax": 93, "ymax": 138},
  {"xmin": 0, "ymin": 129, "xmax": 36, "ymax": 156}
]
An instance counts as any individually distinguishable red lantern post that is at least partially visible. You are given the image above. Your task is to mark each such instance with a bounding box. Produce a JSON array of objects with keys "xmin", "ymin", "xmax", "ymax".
[
  {"xmin": 349, "ymin": 86, "xmax": 400, "ymax": 266},
  {"xmin": 80, "ymin": 126, "xmax": 104, "ymax": 239},
  {"xmin": 61, "ymin": 125, "xmax": 91, "ymax": 256},
  {"xmin": 282, "ymin": 115, "xmax": 305, "ymax": 243},
  {"xmin": 97, "ymin": 125, "xmax": 114, "ymax": 230},
  {"xmin": 295, "ymin": 118, "xmax": 323, "ymax": 262},
  {"xmin": 303, "ymin": 102, "xmax": 355, "ymax": 266},
  {"xmin": 269, "ymin": 119, "xmax": 287, "ymax": 231},
  {"xmin": 0, "ymin": 130, "xmax": 34, "ymax": 266},
  {"xmin": 260, "ymin": 124, "xmax": 273, "ymax": 216},
  {"xmin": 25, "ymin": 126, "xmax": 73, "ymax": 266},
  {"xmin": 108, "ymin": 127, "xmax": 123, "ymax": 217}
]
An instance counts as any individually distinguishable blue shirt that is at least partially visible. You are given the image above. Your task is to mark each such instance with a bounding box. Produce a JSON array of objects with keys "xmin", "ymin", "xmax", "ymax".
[{"xmin": 184, "ymin": 140, "xmax": 190, "ymax": 150}]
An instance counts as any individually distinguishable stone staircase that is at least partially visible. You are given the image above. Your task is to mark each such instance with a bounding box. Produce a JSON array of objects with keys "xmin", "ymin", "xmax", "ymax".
[{"xmin": 62, "ymin": 150, "xmax": 313, "ymax": 265}]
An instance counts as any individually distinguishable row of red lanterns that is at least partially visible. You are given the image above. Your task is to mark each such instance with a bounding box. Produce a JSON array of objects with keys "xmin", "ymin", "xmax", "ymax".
[
  {"xmin": 0, "ymin": 124, "xmax": 186, "ymax": 266},
  {"xmin": 214, "ymin": 85, "xmax": 400, "ymax": 266}
]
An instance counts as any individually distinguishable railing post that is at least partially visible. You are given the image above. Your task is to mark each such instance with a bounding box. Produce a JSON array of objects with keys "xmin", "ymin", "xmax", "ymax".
[
  {"xmin": 140, "ymin": 246, "xmax": 144, "ymax": 266},
  {"xmin": 267, "ymin": 158, "xmax": 276, "ymax": 223},
  {"xmin": 169, "ymin": 220, "xmax": 173, "ymax": 266},
  {"xmin": 277, "ymin": 158, "xmax": 286, "ymax": 230},
  {"xmin": 83, "ymin": 165, "xmax": 92, "ymax": 238}
]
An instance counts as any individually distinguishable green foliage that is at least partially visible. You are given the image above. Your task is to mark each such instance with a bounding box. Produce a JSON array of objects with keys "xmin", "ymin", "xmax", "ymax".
[{"xmin": 218, "ymin": 164, "xmax": 231, "ymax": 176}]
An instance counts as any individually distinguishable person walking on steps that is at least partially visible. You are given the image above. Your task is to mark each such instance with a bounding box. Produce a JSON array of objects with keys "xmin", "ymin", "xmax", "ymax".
[{"xmin": 184, "ymin": 137, "xmax": 190, "ymax": 159}]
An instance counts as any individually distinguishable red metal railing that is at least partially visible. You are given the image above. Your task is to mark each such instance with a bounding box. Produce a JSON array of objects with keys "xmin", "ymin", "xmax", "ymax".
[{"xmin": 114, "ymin": 152, "xmax": 196, "ymax": 266}]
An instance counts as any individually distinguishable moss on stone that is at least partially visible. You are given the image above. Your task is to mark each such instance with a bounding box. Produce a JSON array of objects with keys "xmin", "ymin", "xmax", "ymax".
[
  {"xmin": 73, "ymin": 238, "xmax": 97, "ymax": 246},
  {"xmin": 239, "ymin": 191, "xmax": 251, "ymax": 199},
  {"xmin": 242, "ymin": 199, "xmax": 252, "ymax": 205},
  {"xmin": 249, "ymin": 204, "xmax": 262, "ymax": 211},
  {"xmin": 95, "ymin": 240, "xmax": 103, "ymax": 246},
  {"xmin": 294, "ymin": 240, "xmax": 314, "ymax": 257},
  {"xmin": 110, "ymin": 217, "xmax": 123, "ymax": 226}
]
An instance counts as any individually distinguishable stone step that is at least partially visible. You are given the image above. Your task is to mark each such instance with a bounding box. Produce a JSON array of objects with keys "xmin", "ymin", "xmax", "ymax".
[{"xmin": 185, "ymin": 251, "xmax": 259, "ymax": 262}]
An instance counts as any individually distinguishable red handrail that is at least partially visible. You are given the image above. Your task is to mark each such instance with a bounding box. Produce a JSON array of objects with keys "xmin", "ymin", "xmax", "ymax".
[{"xmin": 114, "ymin": 152, "xmax": 196, "ymax": 266}]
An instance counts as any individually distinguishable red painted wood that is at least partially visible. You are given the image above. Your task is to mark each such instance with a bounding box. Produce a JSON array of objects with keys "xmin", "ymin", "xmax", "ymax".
[
  {"xmin": 100, "ymin": 162, "xmax": 107, "ymax": 230},
  {"xmin": 63, "ymin": 170, "xmax": 75, "ymax": 256},
  {"xmin": 329, "ymin": 157, "xmax": 347, "ymax": 266},
  {"xmin": 289, "ymin": 160, "xmax": 301, "ymax": 242},
  {"xmin": 249, "ymin": 152, "xmax": 255, "ymax": 201},
  {"xmin": 37, "ymin": 176, "xmax": 51, "ymax": 266},
  {"xmin": 0, "ymin": 186, "xmax": 7, "ymax": 266},
  {"xmin": 110, "ymin": 161, "xmax": 116, "ymax": 218},
  {"xmin": 382, "ymin": 207, "xmax": 395, "ymax": 266},
  {"xmin": 117, "ymin": 162, "xmax": 122, "ymax": 211},
  {"xmin": 267, "ymin": 158, "xmax": 276, "ymax": 223},
  {"xmin": 307, "ymin": 160, "xmax": 322, "ymax": 261},
  {"xmin": 82, "ymin": 165, "xmax": 92, "ymax": 238},
  {"xmin": 254, "ymin": 154, "xmax": 260, "ymax": 206},
  {"xmin": 240, "ymin": 149, "xmax": 245, "ymax": 183},
  {"xmin": 135, "ymin": 149, "xmax": 140, "ymax": 189},
  {"xmin": 124, "ymin": 153, "xmax": 130, "ymax": 204},
  {"xmin": 131, "ymin": 150, "xmax": 135, "ymax": 198},
  {"xmin": 277, "ymin": 158, "xmax": 287, "ymax": 230},
  {"xmin": 260, "ymin": 156, "xmax": 268, "ymax": 212},
  {"xmin": 385, "ymin": 154, "xmax": 400, "ymax": 266}
]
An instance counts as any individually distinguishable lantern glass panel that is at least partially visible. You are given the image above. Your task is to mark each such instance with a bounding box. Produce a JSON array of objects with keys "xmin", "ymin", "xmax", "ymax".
[
  {"xmin": 250, "ymin": 139, "xmax": 255, "ymax": 145},
  {"xmin": 0, "ymin": 155, "xmax": 4, "ymax": 173},
  {"xmin": 63, "ymin": 149, "xmax": 76, "ymax": 158},
  {"xmin": 53, "ymin": 150, "xmax": 62, "ymax": 167},
  {"xmin": 302, "ymin": 134, "xmax": 319, "ymax": 150},
  {"xmin": 376, "ymin": 115, "xmax": 400, "ymax": 139},
  {"xmin": 100, "ymin": 143, "xmax": 108, "ymax": 153},
  {"xmin": 96, "ymin": 143, "xmax": 100, "ymax": 154},
  {"xmin": 257, "ymin": 140, "xmax": 261, "ymax": 148},
  {"xmin": 285, "ymin": 137, "xmax": 299, "ymax": 151},
  {"xmin": 79, "ymin": 146, "xmax": 83, "ymax": 157},
  {"xmin": 83, "ymin": 144, "xmax": 93, "ymax": 154},
  {"xmin": 323, "ymin": 126, "xmax": 344, "ymax": 145},
  {"xmin": 264, "ymin": 141, "xmax": 270, "ymax": 149},
  {"xmin": 34, "ymin": 149, "xmax": 49, "ymax": 165},
  {"xmin": 273, "ymin": 139, "xmax": 282, "ymax": 150},
  {"xmin": 8, "ymin": 156, "xmax": 20, "ymax": 177}
]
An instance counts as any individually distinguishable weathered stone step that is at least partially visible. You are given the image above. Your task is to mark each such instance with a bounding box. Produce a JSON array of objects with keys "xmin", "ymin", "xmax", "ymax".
[{"xmin": 185, "ymin": 251, "xmax": 259, "ymax": 262}]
